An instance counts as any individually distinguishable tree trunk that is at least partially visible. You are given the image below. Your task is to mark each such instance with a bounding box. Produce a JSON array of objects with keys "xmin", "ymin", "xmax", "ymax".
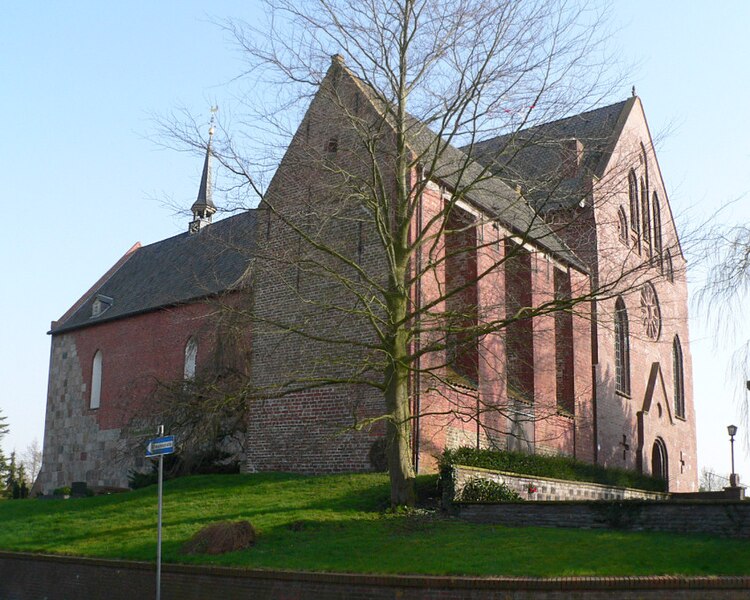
[
  {"xmin": 384, "ymin": 363, "xmax": 416, "ymax": 507},
  {"xmin": 384, "ymin": 292, "xmax": 416, "ymax": 507}
]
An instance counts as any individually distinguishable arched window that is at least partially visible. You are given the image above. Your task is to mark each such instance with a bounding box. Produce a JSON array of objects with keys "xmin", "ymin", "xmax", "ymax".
[
  {"xmin": 673, "ymin": 336, "xmax": 685, "ymax": 418},
  {"xmin": 184, "ymin": 337, "xmax": 198, "ymax": 380},
  {"xmin": 617, "ymin": 206, "xmax": 628, "ymax": 243},
  {"xmin": 90, "ymin": 350, "xmax": 102, "ymax": 409},
  {"xmin": 628, "ymin": 170, "xmax": 639, "ymax": 236},
  {"xmin": 652, "ymin": 192, "xmax": 662, "ymax": 259},
  {"xmin": 614, "ymin": 297, "xmax": 630, "ymax": 395},
  {"xmin": 641, "ymin": 177, "xmax": 650, "ymax": 247}
]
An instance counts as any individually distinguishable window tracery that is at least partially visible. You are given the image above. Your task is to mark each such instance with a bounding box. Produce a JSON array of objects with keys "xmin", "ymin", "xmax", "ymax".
[{"xmin": 639, "ymin": 283, "xmax": 661, "ymax": 340}]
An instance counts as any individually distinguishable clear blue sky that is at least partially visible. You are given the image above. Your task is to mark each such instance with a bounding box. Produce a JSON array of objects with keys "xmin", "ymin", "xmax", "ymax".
[{"xmin": 2, "ymin": 2, "xmax": 749, "ymax": 482}]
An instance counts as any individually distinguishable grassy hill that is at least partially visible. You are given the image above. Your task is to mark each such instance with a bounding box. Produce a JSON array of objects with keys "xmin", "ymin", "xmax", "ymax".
[{"xmin": 0, "ymin": 472, "xmax": 748, "ymax": 576}]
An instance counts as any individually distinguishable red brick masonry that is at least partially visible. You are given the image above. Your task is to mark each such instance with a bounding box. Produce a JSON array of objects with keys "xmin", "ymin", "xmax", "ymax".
[
  {"xmin": 454, "ymin": 499, "xmax": 750, "ymax": 538},
  {"xmin": 1, "ymin": 551, "xmax": 749, "ymax": 600}
]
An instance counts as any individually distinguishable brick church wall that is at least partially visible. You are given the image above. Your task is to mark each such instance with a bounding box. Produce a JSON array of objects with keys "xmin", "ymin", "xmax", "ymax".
[
  {"xmin": 37, "ymin": 300, "xmax": 232, "ymax": 493},
  {"xmin": 412, "ymin": 181, "xmax": 593, "ymax": 472},
  {"xmin": 247, "ymin": 58, "xmax": 597, "ymax": 476},
  {"xmin": 247, "ymin": 61, "xmax": 392, "ymax": 474},
  {"xmin": 38, "ymin": 62, "xmax": 695, "ymax": 492},
  {"xmin": 581, "ymin": 100, "xmax": 696, "ymax": 491}
]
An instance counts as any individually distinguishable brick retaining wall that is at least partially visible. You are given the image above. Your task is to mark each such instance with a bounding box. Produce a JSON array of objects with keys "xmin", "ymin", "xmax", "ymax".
[
  {"xmin": 453, "ymin": 464, "xmax": 668, "ymax": 501},
  {"xmin": 456, "ymin": 500, "xmax": 750, "ymax": 537},
  {"xmin": 2, "ymin": 551, "xmax": 750, "ymax": 599}
]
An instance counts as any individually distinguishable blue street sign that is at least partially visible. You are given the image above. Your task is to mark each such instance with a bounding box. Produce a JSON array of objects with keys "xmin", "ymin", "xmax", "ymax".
[{"xmin": 145, "ymin": 435, "xmax": 175, "ymax": 458}]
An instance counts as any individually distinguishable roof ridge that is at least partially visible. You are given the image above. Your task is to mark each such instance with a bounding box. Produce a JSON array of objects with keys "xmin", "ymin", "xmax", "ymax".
[
  {"xmin": 134, "ymin": 209, "xmax": 257, "ymax": 251},
  {"xmin": 328, "ymin": 56, "xmax": 584, "ymax": 270},
  {"xmin": 51, "ymin": 210, "xmax": 258, "ymax": 335},
  {"xmin": 506, "ymin": 99, "xmax": 630, "ymax": 139}
]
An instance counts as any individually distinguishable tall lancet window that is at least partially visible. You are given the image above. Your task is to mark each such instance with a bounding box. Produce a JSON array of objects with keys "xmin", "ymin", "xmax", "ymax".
[
  {"xmin": 673, "ymin": 336, "xmax": 685, "ymax": 418},
  {"xmin": 184, "ymin": 337, "xmax": 198, "ymax": 380},
  {"xmin": 641, "ymin": 177, "xmax": 650, "ymax": 248},
  {"xmin": 652, "ymin": 192, "xmax": 662, "ymax": 260},
  {"xmin": 628, "ymin": 170, "xmax": 639, "ymax": 236},
  {"xmin": 90, "ymin": 350, "xmax": 103, "ymax": 409},
  {"xmin": 614, "ymin": 297, "xmax": 630, "ymax": 396}
]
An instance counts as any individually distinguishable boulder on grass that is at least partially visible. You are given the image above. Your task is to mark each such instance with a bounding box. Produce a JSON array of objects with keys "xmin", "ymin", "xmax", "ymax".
[{"xmin": 180, "ymin": 521, "xmax": 256, "ymax": 555}]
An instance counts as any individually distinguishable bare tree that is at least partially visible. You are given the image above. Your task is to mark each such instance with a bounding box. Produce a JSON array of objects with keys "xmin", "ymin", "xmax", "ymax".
[
  {"xmin": 699, "ymin": 467, "xmax": 730, "ymax": 492},
  {"xmin": 21, "ymin": 439, "xmax": 42, "ymax": 483},
  {"xmin": 698, "ymin": 222, "xmax": 750, "ymax": 432},
  {"xmin": 156, "ymin": 0, "xmax": 681, "ymax": 506}
]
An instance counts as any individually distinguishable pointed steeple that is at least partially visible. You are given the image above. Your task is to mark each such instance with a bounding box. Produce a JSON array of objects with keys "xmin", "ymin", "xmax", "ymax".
[{"xmin": 189, "ymin": 109, "xmax": 218, "ymax": 233}]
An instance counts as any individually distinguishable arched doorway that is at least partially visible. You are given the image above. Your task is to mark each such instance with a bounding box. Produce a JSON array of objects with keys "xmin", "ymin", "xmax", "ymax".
[{"xmin": 652, "ymin": 438, "xmax": 668, "ymax": 483}]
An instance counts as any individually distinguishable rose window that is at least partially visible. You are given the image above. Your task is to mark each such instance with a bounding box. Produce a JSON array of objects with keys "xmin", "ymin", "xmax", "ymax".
[{"xmin": 640, "ymin": 283, "xmax": 661, "ymax": 340}]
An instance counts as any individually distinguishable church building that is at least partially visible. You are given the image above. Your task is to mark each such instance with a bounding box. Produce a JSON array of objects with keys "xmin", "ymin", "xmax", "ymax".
[{"xmin": 35, "ymin": 57, "xmax": 697, "ymax": 494}]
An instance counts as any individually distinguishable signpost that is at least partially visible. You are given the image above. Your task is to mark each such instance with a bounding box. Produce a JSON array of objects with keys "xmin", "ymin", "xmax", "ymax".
[
  {"xmin": 146, "ymin": 427, "xmax": 175, "ymax": 600},
  {"xmin": 146, "ymin": 435, "xmax": 175, "ymax": 458}
]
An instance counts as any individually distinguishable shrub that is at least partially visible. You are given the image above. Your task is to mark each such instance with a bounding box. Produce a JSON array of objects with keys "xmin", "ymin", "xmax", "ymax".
[
  {"xmin": 180, "ymin": 520, "xmax": 256, "ymax": 555},
  {"xmin": 415, "ymin": 474, "xmax": 440, "ymax": 505},
  {"xmin": 440, "ymin": 447, "xmax": 666, "ymax": 492},
  {"xmin": 459, "ymin": 478, "xmax": 522, "ymax": 503}
]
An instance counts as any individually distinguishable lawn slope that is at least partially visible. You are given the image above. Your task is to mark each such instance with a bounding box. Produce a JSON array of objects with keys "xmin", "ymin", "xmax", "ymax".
[{"xmin": 0, "ymin": 472, "xmax": 747, "ymax": 577}]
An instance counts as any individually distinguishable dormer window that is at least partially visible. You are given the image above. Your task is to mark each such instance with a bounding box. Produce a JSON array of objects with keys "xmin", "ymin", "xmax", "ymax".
[{"xmin": 91, "ymin": 294, "xmax": 113, "ymax": 318}]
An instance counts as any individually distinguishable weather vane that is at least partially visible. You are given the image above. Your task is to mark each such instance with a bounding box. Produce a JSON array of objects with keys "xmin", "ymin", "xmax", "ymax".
[{"xmin": 209, "ymin": 105, "xmax": 219, "ymax": 136}]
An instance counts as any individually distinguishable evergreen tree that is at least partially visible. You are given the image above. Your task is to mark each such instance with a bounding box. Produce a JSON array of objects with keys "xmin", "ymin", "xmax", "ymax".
[
  {"xmin": 0, "ymin": 409, "xmax": 8, "ymax": 440},
  {"xmin": 13, "ymin": 464, "xmax": 29, "ymax": 499},
  {"xmin": 0, "ymin": 410, "xmax": 9, "ymax": 499},
  {"xmin": 4, "ymin": 451, "xmax": 17, "ymax": 499},
  {"xmin": 0, "ymin": 448, "xmax": 8, "ymax": 499}
]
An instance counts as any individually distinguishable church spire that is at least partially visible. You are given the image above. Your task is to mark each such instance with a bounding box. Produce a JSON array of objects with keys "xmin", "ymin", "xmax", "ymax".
[{"xmin": 189, "ymin": 107, "xmax": 218, "ymax": 233}]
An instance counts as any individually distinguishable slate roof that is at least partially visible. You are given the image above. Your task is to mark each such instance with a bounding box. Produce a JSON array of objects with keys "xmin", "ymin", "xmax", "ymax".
[
  {"xmin": 52, "ymin": 210, "xmax": 257, "ymax": 334},
  {"xmin": 55, "ymin": 66, "xmax": 617, "ymax": 334},
  {"xmin": 344, "ymin": 63, "xmax": 586, "ymax": 271},
  {"xmin": 464, "ymin": 99, "xmax": 634, "ymax": 212}
]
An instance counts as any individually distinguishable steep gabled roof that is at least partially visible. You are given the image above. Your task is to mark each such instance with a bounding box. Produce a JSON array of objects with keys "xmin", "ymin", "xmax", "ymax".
[
  {"xmin": 52, "ymin": 210, "xmax": 257, "ymax": 334},
  {"xmin": 464, "ymin": 98, "xmax": 635, "ymax": 211},
  {"xmin": 339, "ymin": 59, "xmax": 586, "ymax": 271}
]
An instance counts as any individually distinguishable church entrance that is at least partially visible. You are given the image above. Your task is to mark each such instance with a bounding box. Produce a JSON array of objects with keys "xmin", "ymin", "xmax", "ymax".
[{"xmin": 652, "ymin": 438, "xmax": 668, "ymax": 482}]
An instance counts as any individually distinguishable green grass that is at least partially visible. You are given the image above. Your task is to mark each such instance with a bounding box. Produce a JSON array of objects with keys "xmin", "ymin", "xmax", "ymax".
[{"xmin": 0, "ymin": 472, "xmax": 748, "ymax": 576}]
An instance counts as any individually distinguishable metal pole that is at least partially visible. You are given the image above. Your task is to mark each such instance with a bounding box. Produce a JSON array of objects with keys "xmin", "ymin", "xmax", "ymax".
[
  {"xmin": 730, "ymin": 434, "xmax": 736, "ymax": 487},
  {"xmin": 156, "ymin": 425, "xmax": 164, "ymax": 600},
  {"xmin": 156, "ymin": 453, "xmax": 163, "ymax": 600}
]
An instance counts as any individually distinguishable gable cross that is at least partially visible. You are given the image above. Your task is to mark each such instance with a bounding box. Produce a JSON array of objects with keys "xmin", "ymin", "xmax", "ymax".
[{"xmin": 619, "ymin": 434, "xmax": 630, "ymax": 460}]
